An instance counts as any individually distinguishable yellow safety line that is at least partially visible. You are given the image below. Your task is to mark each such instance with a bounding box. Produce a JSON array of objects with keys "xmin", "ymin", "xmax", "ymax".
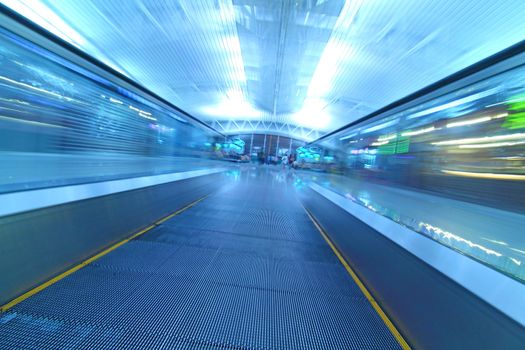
[
  {"xmin": 0, "ymin": 194, "xmax": 209, "ymax": 313},
  {"xmin": 303, "ymin": 206, "xmax": 411, "ymax": 350}
]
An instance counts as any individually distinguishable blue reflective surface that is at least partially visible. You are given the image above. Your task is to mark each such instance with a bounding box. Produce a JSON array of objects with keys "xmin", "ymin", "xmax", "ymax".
[
  {"xmin": 302, "ymin": 54, "xmax": 525, "ymax": 282},
  {"xmin": 0, "ymin": 27, "xmax": 221, "ymax": 193}
]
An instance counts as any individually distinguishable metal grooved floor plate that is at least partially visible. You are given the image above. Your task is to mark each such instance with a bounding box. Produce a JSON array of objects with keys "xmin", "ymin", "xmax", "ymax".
[{"xmin": 0, "ymin": 168, "xmax": 401, "ymax": 349}]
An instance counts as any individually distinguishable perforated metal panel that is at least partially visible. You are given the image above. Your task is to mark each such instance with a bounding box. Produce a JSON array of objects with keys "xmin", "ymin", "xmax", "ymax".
[{"xmin": 1, "ymin": 168, "xmax": 401, "ymax": 349}]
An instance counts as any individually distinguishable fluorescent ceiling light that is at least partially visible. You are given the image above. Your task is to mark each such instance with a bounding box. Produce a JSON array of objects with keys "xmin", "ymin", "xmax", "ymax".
[
  {"xmin": 200, "ymin": 89, "xmax": 262, "ymax": 119},
  {"xmin": 3, "ymin": 0, "xmax": 130, "ymax": 76},
  {"xmin": 2, "ymin": 0, "xmax": 86, "ymax": 47},
  {"xmin": 221, "ymin": 35, "xmax": 247, "ymax": 84},
  {"xmin": 8, "ymin": 0, "xmax": 525, "ymax": 139},
  {"xmin": 306, "ymin": 0, "xmax": 362, "ymax": 98},
  {"xmin": 307, "ymin": 41, "xmax": 354, "ymax": 97},
  {"xmin": 293, "ymin": 98, "xmax": 331, "ymax": 129}
]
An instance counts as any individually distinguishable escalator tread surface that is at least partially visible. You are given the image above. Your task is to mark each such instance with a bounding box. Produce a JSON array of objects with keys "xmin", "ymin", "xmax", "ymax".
[{"xmin": 0, "ymin": 169, "xmax": 402, "ymax": 349}]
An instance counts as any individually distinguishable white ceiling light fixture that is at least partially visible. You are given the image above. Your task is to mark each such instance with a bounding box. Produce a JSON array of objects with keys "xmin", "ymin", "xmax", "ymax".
[
  {"xmin": 306, "ymin": 0, "xmax": 362, "ymax": 99},
  {"xmin": 201, "ymin": 88, "xmax": 262, "ymax": 119},
  {"xmin": 293, "ymin": 98, "xmax": 332, "ymax": 129},
  {"xmin": 1, "ymin": 0, "xmax": 132, "ymax": 76},
  {"xmin": 2, "ymin": 0, "xmax": 85, "ymax": 47},
  {"xmin": 220, "ymin": 35, "xmax": 247, "ymax": 84}
]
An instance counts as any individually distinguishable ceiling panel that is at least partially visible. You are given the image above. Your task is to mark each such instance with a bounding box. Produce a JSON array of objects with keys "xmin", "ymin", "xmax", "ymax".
[{"xmin": 3, "ymin": 0, "xmax": 525, "ymax": 140}]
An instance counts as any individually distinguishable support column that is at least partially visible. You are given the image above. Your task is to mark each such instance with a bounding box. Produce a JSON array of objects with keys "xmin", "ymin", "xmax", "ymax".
[{"xmin": 249, "ymin": 133, "xmax": 254, "ymax": 156}]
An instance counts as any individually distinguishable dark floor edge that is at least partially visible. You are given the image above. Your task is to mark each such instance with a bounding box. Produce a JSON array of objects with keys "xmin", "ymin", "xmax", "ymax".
[{"xmin": 301, "ymin": 205, "xmax": 411, "ymax": 350}]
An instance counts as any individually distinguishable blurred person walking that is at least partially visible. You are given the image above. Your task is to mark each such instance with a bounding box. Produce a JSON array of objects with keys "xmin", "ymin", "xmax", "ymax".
[{"xmin": 281, "ymin": 153, "xmax": 289, "ymax": 169}]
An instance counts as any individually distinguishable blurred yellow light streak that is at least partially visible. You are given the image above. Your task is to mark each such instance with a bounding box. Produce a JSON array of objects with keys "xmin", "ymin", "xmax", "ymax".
[
  {"xmin": 459, "ymin": 141, "xmax": 525, "ymax": 149},
  {"xmin": 493, "ymin": 156, "xmax": 525, "ymax": 160},
  {"xmin": 446, "ymin": 113, "xmax": 507, "ymax": 128},
  {"xmin": 446, "ymin": 116, "xmax": 491, "ymax": 128},
  {"xmin": 401, "ymin": 126, "xmax": 436, "ymax": 137},
  {"xmin": 442, "ymin": 169, "xmax": 525, "ymax": 180}
]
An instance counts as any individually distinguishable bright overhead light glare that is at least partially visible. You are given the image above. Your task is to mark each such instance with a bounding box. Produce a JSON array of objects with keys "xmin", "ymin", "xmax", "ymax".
[
  {"xmin": 306, "ymin": 0, "xmax": 362, "ymax": 98},
  {"xmin": 221, "ymin": 35, "xmax": 247, "ymax": 84},
  {"xmin": 2, "ymin": 0, "xmax": 87, "ymax": 47},
  {"xmin": 446, "ymin": 116, "xmax": 492, "ymax": 128},
  {"xmin": 401, "ymin": 126, "xmax": 436, "ymax": 137},
  {"xmin": 371, "ymin": 141, "xmax": 389, "ymax": 146},
  {"xmin": 307, "ymin": 41, "xmax": 354, "ymax": 97},
  {"xmin": 201, "ymin": 89, "xmax": 262, "ymax": 119},
  {"xmin": 215, "ymin": 1, "xmax": 246, "ymax": 86},
  {"xmin": 433, "ymin": 132, "xmax": 525, "ymax": 146},
  {"xmin": 218, "ymin": 1, "xmax": 236, "ymax": 22},
  {"xmin": 293, "ymin": 98, "xmax": 331, "ymax": 129}
]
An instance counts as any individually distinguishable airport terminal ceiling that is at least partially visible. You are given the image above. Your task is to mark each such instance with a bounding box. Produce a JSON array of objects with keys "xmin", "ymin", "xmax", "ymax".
[{"xmin": 2, "ymin": 0, "xmax": 525, "ymax": 141}]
